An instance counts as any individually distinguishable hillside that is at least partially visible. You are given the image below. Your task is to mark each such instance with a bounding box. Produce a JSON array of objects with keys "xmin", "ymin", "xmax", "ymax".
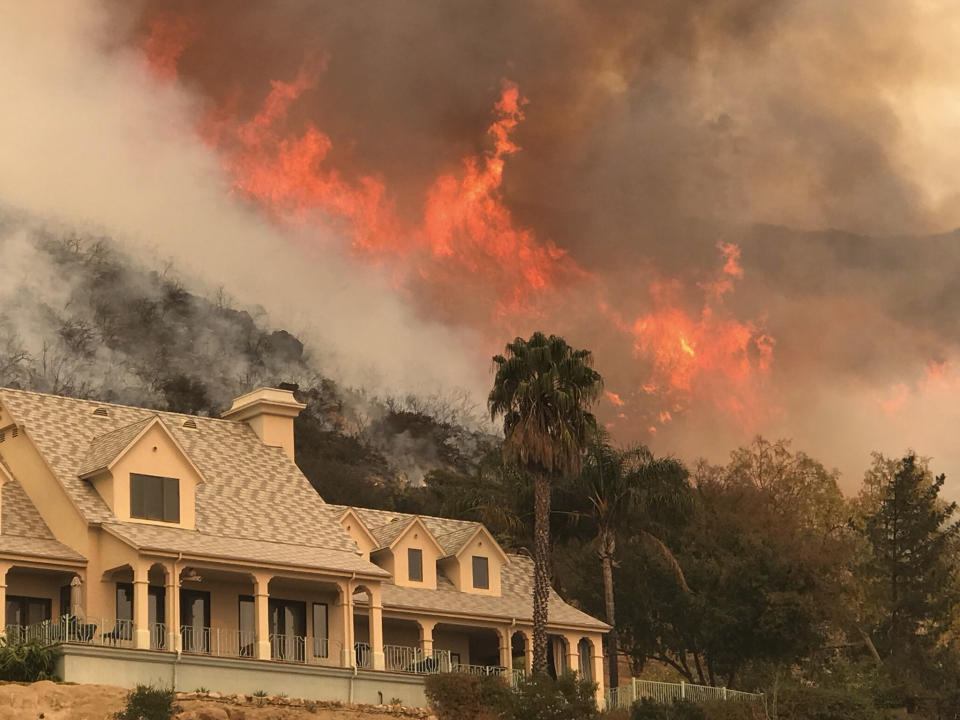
[
  {"xmin": 0, "ymin": 217, "xmax": 495, "ymax": 509},
  {"xmin": 0, "ymin": 682, "xmax": 434, "ymax": 720}
]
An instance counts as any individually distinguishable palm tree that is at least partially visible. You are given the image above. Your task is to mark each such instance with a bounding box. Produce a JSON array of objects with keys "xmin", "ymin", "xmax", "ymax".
[
  {"xmin": 488, "ymin": 332, "xmax": 603, "ymax": 675},
  {"xmin": 562, "ymin": 435, "xmax": 691, "ymax": 687}
]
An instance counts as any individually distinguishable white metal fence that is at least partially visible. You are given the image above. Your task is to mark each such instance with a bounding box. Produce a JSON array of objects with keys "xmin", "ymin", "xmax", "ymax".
[{"xmin": 605, "ymin": 678, "xmax": 765, "ymax": 711}]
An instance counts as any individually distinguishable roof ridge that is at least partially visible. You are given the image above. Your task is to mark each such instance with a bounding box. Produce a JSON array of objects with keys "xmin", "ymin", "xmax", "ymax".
[
  {"xmin": 90, "ymin": 414, "xmax": 157, "ymax": 438},
  {"xmin": 0, "ymin": 387, "xmax": 240, "ymax": 428}
]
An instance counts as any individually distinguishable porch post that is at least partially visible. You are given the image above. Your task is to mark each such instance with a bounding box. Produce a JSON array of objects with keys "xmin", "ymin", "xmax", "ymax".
[
  {"xmin": 166, "ymin": 566, "xmax": 180, "ymax": 652},
  {"xmin": 418, "ymin": 619, "xmax": 435, "ymax": 658},
  {"xmin": 369, "ymin": 586, "xmax": 385, "ymax": 670},
  {"xmin": 0, "ymin": 563, "xmax": 10, "ymax": 635},
  {"xmin": 499, "ymin": 627, "xmax": 512, "ymax": 671},
  {"xmin": 565, "ymin": 636, "xmax": 580, "ymax": 675},
  {"xmin": 133, "ymin": 564, "xmax": 150, "ymax": 649},
  {"xmin": 591, "ymin": 636, "xmax": 605, "ymax": 705},
  {"xmin": 338, "ymin": 580, "xmax": 355, "ymax": 668},
  {"xmin": 253, "ymin": 572, "xmax": 272, "ymax": 660},
  {"xmin": 523, "ymin": 630, "xmax": 533, "ymax": 673}
]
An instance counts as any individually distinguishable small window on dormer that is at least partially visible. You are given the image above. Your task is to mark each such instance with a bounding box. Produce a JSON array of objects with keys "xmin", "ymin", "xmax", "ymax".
[
  {"xmin": 472, "ymin": 556, "xmax": 489, "ymax": 589},
  {"xmin": 408, "ymin": 548, "xmax": 423, "ymax": 582},
  {"xmin": 130, "ymin": 473, "xmax": 179, "ymax": 523}
]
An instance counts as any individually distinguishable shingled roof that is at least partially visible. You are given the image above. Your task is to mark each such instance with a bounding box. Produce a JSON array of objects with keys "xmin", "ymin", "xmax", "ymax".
[
  {"xmin": 373, "ymin": 555, "xmax": 608, "ymax": 630},
  {"xmin": 334, "ymin": 505, "xmax": 491, "ymax": 557},
  {"xmin": 0, "ymin": 388, "xmax": 381, "ymax": 575},
  {"xmin": 0, "ymin": 477, "xmax": 85, "ymax": 563}
]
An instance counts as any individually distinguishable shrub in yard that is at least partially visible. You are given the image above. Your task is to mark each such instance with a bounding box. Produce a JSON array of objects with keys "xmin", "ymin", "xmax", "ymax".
[
  {"xmin": 501, "ymin": 671, "xmax": 599, "ymax": 720},
  {"xmin": 630, "ymin": 698, "xmax": 706, "ymax": 720},
  {"xmin": 698, "ymin": 700, "xmax": 765, "ymax": 720},
  {"xmin": 113, "ymin": 684, "xmax": 177, "ymax": 720},
  {"xmin": 0, "ymin": 638, "xmax": 60, "ymax": 681},
  {"xmin": 775, "ymin": 686, "xmax": 890, "ymax": 720},
  {"xmin": 424, "ymin": 672, "xmax": 512, "ymax": 720}
]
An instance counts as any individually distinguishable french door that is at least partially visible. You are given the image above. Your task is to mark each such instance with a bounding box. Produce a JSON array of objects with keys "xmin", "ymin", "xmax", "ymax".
[{"xmin": 180, "ymin": 589, "xmax": 210, "ymax": 653}]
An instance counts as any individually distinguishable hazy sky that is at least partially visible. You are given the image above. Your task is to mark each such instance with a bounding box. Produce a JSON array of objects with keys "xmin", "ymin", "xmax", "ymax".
[{"xmin": 2, "ymin": 1, "xmax": 960, "ymax": 492}]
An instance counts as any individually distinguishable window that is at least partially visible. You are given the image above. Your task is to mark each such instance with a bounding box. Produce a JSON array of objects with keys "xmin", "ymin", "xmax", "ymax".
[
  {"xmin": 130, "ymin": 473, "xmax": 179, "ymax": 523},
  {"xmin": 5, "ymin": 595, "xmax": 51, "ymax": 628},
  {"xmin": 408, "ymin": 548, "xmax": 423, "ymax": 582},
  {"xmin": 472, "ymin": 556, "xmax": 489, "ymax": 589},
  {"xmin": 313, "ymin": 603, "xmax": 328, "ymax": 658},
  {"xmin": 238, "ymin": 596, "xmax": 255, "ymax": 657}
]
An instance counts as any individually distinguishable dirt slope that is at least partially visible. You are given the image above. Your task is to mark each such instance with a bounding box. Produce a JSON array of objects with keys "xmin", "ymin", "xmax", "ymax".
[{"xmin": 0, "ymin": 682, "xmax": 435, "ymax": 720}]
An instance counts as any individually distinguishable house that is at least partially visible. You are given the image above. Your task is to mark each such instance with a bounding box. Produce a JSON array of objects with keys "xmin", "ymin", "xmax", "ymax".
[{"xmin": 0, "ymin": 386, "xmax": 608, "ymax": 705}]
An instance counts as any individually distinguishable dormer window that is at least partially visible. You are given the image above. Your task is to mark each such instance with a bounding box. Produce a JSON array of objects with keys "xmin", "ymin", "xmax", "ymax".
[
  {"xmin": 472, "ymin": 556, "xmax": 489, "ymax": 589},
  {"xmin": 130, "ymin": 473, "xmax": 180, "ymax": 523},
  {"xmin": 408, "ymin": 548, "xmax": 423, "ymax": 582}
]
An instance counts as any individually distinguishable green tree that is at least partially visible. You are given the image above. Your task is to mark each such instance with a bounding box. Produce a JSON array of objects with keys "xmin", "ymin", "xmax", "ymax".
[
  {"xmin": 559, "ymin": 435, "xmax": 690, "ymax": 687},
  {"xmin": 860, "ymin": 453, "xmax": 960, "ymax": 680},
  {"xmin": 489, "ymin": 332, "xmax": 603, "ymax": 674}
]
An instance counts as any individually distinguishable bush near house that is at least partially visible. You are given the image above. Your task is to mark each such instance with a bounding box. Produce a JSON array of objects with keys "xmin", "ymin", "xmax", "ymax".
[
  {"xmin": 113, "ymin": 684, "xmax": 177, "ymax": 720},
  {"xmin": 774, "ymin": 686, "xmax": 892, "ymax": 720},
  {"xmin": 425, "ymin": 672, "xmax": 598, "ymax": 720},
  {"xmin": 424, "ymin": 673, "xmax": 513, "ymax": 720},
  {"xmin": 0, "ymin": 639, "xmax": 60, "ymax": 681}
]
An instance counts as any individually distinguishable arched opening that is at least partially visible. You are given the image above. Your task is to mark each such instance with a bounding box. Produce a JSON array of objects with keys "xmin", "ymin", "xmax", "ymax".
[
  {"xmin": 578, "ymin": 638, "xmax": 594, "ymax": 682},
  {"xmin": 547, "ymin": 634, "xmax": 569, "ymax": 678},
  {"xmin": 511, "ymin": 631, "xmax": 529, "ymax": 675},
  {"xmin": 146, "ymin": 563, "xmax": 168, "ymax": 649},
  {"xmin": 352, "ymin": 585, "xmax": 374, "ymax": 667}
]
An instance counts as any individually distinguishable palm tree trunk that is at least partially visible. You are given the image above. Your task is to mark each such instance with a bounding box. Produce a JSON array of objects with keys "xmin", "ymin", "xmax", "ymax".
[
  {"xmin": 599, "ymin": 531, "xmax": 619, "ymax": 688},
  {"xmin": 532, "ymin": 470, "xmax": 551, "ymax": 675}
]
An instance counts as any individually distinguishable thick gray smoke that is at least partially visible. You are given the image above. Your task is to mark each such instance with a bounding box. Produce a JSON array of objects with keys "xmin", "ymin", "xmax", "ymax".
[{"xmin": 2, "ymin": 1, "xmax": 960, "ymax": 491}]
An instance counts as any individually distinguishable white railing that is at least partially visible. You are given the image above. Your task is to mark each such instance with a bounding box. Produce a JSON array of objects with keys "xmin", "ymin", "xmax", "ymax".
[
  {"xmin": 511, "ymin": 668, "xmax": 526, "ymax": 687},
  {"xmin": 453, "ymin": 662, "xmax": 508, "ymax": 677},
  {"xmin": 150, "ymin": 622, "xmax": 167, "ymax": 650},
  {"xmin": 605, "ymin": 679, "xmax": 765, "ymax": 711},
  {"xmin": 355, "ymin": 642, "xmax": 371, "ymax": 668},
  {"xmin": 181, "ymin": 626, "xmax": 256, "ymax": 658},
  {"xmin": 270, "ymin": 633, "xmax": 306, "ymax": 662}
]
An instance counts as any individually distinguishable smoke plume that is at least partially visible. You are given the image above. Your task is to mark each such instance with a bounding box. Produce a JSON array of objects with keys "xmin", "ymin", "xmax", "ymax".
[{"xmin": 2, "ymin": 1, "xmax": 960, "ymax": 490}]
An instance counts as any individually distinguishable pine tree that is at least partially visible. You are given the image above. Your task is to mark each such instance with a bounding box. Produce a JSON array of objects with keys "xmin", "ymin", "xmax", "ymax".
[{"xmin": 862, "ymin": 453, "xmax": 960, "ymax": 662}]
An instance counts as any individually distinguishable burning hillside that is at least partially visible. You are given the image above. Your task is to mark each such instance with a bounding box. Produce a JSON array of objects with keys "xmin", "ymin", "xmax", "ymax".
[{"xmin": 2, "ymin": 1, "xmax": 960, "ymax": 486}]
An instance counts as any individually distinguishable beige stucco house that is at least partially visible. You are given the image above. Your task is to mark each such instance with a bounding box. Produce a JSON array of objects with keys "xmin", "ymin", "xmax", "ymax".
[{"xmin": 0, "ymin": 386, "xmax": 608, "ymax": 705}]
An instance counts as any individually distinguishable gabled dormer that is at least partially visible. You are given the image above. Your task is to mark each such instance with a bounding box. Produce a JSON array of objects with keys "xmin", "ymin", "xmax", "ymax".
[
  {"xmin": 437, "ymin": 525, "xmax": 509, "ymax": 596},
  {"xmin": 370, "ymin": 516, "xmax": 445, "ymax": 589},
  {"xmin": 338, "ymin": 508, "xmax": 380, "ymax": 560},
  {"xmin": 78, "ymin": 416, "xmax": 204, "ymax": 528}
]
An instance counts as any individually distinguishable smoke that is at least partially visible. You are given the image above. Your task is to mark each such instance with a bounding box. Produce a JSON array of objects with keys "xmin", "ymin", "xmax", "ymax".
[
  {"xmin": 0, "ymin": 3, "xmax": 485, "ymax": 401},
  {"xmin": 3, "ymin": 1, "xmax": 960, "ymax": 490}
]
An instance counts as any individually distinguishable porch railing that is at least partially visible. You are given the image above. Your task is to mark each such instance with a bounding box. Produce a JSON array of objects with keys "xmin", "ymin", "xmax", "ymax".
[
  {"xmin": 604, "ymin": 679, "xmax": 766, "ymax": 711},
  {"xmin": 3, "ymin": 621, "xmax": 526, "ymax": 683},
  {"xmin": 181, "ymin": 626, "xmax": 256, "ymax": 658}
]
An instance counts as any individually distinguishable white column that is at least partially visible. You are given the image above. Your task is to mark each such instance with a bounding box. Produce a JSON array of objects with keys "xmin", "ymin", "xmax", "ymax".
[
  {"xmin": 166, "ymin": 568, "xmax": 180, "ymax": 652},
  {"xmin": 369, "ymin": 588, "xmax": 385, "ymax": 670},
  {"xmin": 499, "ymin": 627, "xmax": 513, "ymax": 671},
  {"xmin": 0, "ymin": 563, "xmax": 10, "ymax": 635},
  {"xmin": 591, "ymin": 636, "xmax": 605, "ymax": 706},
  {"xmin": 254, "ymin": 573, "xmax": 272, "ymax": 660},
  {"xmin": 523, "ymin": 630, "xmax": 533, "ymax": 673},
  {"xmin": 133, "ymin": 564, "xmax": 150, "ymax": 649},
  {"xmin": 339, "ymin": 581, "xmax": 355, "ymax": 668},
  {"xmin": 566, "ymin": 636, "xmax": 580, "ymax": 675},
  {"xmin": 419, "ymin": 619, "xmax": 435, "ymax": 657}
]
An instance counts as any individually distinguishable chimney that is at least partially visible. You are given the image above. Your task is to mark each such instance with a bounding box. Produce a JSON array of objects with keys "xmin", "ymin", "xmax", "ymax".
[{"xmin": 222, "ymin": 387, "xmax": 306, "ymax": 461}]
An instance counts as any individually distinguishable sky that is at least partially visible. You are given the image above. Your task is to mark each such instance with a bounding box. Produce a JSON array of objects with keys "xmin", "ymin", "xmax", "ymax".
[{"xmin": 2, "ymin": 1, "xmax": 960, "ymax": 492}]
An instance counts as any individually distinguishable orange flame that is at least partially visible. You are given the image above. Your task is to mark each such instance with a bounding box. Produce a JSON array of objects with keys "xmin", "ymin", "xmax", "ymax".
[{"xmin": 139, "ymin": 26, "xmax": 776, "ymax": 435}]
